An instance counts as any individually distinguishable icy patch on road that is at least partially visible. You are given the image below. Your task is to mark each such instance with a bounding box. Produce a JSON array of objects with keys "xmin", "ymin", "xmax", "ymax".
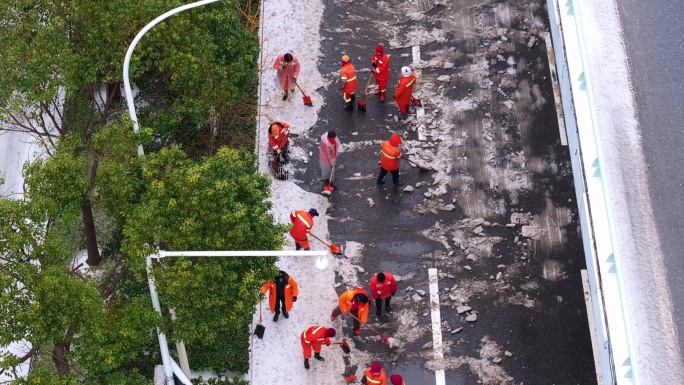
[{"xmin": 427, "ymin": 336, "xmax": 514, "ymax": 385}]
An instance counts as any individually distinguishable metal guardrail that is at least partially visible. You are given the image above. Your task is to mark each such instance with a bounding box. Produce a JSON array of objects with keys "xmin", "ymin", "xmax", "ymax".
[{"xmin": 545, "ymin": 0, "xmax": 636, "ymax": 384}]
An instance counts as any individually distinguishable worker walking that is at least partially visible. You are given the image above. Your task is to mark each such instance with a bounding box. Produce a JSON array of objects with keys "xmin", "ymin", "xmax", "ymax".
[
  {"xmin": 289, "ymin": 208, "xmax": 319, "ymax": 250},
  {"xmin": 300, "ymin": 325, "xmax": 337, "ymax": 369},
  {"xmin": 330, "ymin": 287, "xmax": 370, "ymax": 336},
  {"xmin": 340, "ymin": 54, "xmax": 358, "ymax": 111},
  {"xmin": 377, "ymin": 134, "xmax": 404, "ymax": 187},
  {"xmin": 268, "ymin": 121, "xmax": 291, "ymax": 163},
  {"xmin": 274, "ymin": 52, "xmax": 301, "ymax": 101},
  {"xmin": 361, "ymin": 362, "xmax": 388, "ymax": 385},
  {"xmin": 394, "ymin": 66, "xmax": 417, "ymax": 115},
  {"xmin": 319, "ymin": 130, "xmax": 340, "ymax": 188},
  {"xmin": 371, "ymin": 43, "xmax": 390, "ymax": 102},
  {"xmin": 389, "ymin": 374, "xmax": 405, "ymax": 385},
  {"xmin": 260, "ymin": 270, "xmax": 299, "ymax": 322},
  {"xmin": 370, "ymin": 272, "xmax": 397, "ymax": 320}
]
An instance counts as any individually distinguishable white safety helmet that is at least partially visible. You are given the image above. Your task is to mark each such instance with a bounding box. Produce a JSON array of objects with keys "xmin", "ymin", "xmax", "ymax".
[{"xmin": 401, "ymin": 66, "xmax": 412, "ymax": 77}]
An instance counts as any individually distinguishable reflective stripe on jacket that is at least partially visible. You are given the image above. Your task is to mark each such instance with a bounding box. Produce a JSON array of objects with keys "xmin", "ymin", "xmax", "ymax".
[
  {"xmin": 289, "ymin": 210, "xmax": 313, "ymax": 241},
  {"xmin": 394, "ymin": 73, "xmax": 416, "ymax": 105},
  {"xmin": 340, "ymin": 62, "xmax": 358, "ymax": 94},
  {"xmin": 363, "ymin": 368, "xmax": 387, "ymax": 385},
  {"xmin": 380, "ymin": 141, "xmax": 402, "ymax": 171}
]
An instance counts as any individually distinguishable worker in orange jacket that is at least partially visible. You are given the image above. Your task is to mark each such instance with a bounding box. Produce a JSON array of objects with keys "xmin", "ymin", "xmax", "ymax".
[
  {"xmin": 268, "ymin": 121, "xmax": 290, "ymax": 164},
  {"xmin": 371, "ymin": 43, "xmax": 390, "ymax": 102},
  {"xmin": 300, "ymin": 325, "xmax": 337, "ymax": 369},
  {"xmin": 370, "ymin": 272, "xmax": 397, "ymax": 319},
  {"xmin": 376, "ymin": 134, "xmax": 403, "ymax": 187},
  {"xmin": 340, "ymin": 54, "xmax": 358, "ymax": 111},
  {"xmin": 260, "ymin": 270, "xmax": 298, "ymax": 322},
  {"xmin": 361, "ymin": 362, "xmax": 387, "ymax": 385},
  {"xmin": 330, "ymin": 287, "xmax": 369, "ymax": 336},
  {"xmin": 289, "ymin": 208, "xmax": 319, "ymax": 250},
  {"xmin": 389, "ymin": 374, "xmax": 405, "ymax": 385},
  {"xmin": 394, "ymin": 66, "xmax": 417, "ymax": 115},
  {"xmin": 273, "ymin": 52, "xmax": 300, "ymax": 101}
]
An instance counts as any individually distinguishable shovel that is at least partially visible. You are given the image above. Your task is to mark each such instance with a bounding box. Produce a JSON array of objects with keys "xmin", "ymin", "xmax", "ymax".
[
  {"xmin": 331, "ymin": 340, "xmax": 351, "ymax": 354},
  {"xmin": 309, "ymin": 232, "xmax": 343, "ymax": 255},
  {"xmin": 348, "ymin": 314, "xmax": 400, "ymax": 348},
  {"xmin": 357, "ymin": 74, "xmax": 374, "ymax": 112},
  {"xmin": 294, "ymin": 81, "xmax": 313, "ymax": 107},
  {"xmin": 254, "ymin": 302, "xmax": 265, "ymax": 339},
  {"xmin": 322, "ymin": 159, "xmax": 337, "ymax": 196}
]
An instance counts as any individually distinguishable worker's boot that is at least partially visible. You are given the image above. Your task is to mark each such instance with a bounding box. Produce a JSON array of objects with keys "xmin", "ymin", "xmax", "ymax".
[
  {"xmin": 273, "ymin": 313, "xmax": 279, "ymax": 322},
  {"xmin": 282, "ymin": 90, "xmax": 289, "ymax": 101},
  {"xmin": 376, "ymin": 176, "xmax": 385, "ymax": 186},
  {"xmin": 314, "ymin": 353, "xmax": 325, "ymax": 362},
  {"xmin": 374, "ymin": 89, "xmax": 381, "ymax": 95},
  {"xmin": 345, "ymin": 102, "xmax": 353, "ymax": 111},
  {"xmin": 386, "ymin": 304, "xmax": 392, "ymax": 313},
  {"xmin": 304, "ymin": 358, "xmax": 310, "ymax": 369},
  {"xmin": 380, "ymin": 92, "xmax": 385, "ymax": 102},
  {"xmin": 283, "ymin": 311, "xmax": 289, "ymax": 319}
]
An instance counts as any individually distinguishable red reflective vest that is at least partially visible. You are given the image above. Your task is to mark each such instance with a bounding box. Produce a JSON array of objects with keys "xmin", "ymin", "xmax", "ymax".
[
  {"xmin": 372, "ymin": 53, "xmax": 390, "ymax": 83},
  {"xmin": 268, "ymin": 122, "xmax": 290, "ymax": 151},
  {"xmin": 370, "ymin": 272, "xmax": 397, "ymax": 299}
]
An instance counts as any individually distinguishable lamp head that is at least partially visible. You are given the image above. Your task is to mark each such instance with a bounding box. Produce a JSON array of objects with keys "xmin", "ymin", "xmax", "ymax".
[{"xmin": 315, "ymin": 255, "xmax": 329, "ymax": 271}]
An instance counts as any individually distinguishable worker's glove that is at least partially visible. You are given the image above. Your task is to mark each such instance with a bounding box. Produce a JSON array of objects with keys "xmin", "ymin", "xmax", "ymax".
[
  {"xmin": 372, "ymin": 62, "xmax": 377, "ymax": 68},
  {"xmin": 293, "ymin": 296, "xmax": 297, "ymax": 302},
  {"xmin": 292, "ymin": 76, "xmax": 297, "ymax": 84},
  {"xmin": 281, "ymin": 64, "xmax": 287, "ymax": 70}
]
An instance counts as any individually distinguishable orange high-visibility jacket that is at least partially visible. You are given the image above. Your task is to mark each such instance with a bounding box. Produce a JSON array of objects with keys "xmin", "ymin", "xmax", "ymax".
[
  {"xmin": 394, "ymin": 73, "xmax": 416, "ymax": 105},
  {"xmin": 268, "ymin": 122, "xmax": 290, "ymax": 152},
  {"xmin": 302, "ymin": 325, "xmax": 332, "ymax": 346},
  {"xmin": 380, "ymin": 141, "xmax": 402, "ymax": 171},
  {"xmin": 372, "ymin": 53, "xmax": 390, "ymax": 83},
  {"xmin": 261, "ymin": 275, "xmax": 299, "ymax": 314},
  {"xmin": 369, "ymin": 272, "xmax": 397, "ymax": 299},
  {"xmin": 338, "ymin": 288, "xmax": 369, "ymax": 323},
  {"xmin": 363, "ymin": 368, "xmax": 387, "ymax": 385},
  {"xmin": 340, "ymin": 62, "xmax": 358, "ymax": 94},
  {"xmin": 289, "ymin": 210, "xmax": 314, "ymax": 241}
]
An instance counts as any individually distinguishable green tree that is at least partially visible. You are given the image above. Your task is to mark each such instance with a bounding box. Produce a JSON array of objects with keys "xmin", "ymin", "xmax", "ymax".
[{"xmin": 124, "ymin": 146, "xmax": 284, "ymax": 371}]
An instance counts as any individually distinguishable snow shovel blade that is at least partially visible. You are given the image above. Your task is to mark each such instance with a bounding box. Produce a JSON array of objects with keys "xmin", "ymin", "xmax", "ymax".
[
  {"xmin": 336, "ymin": 340, "xmax": 351, "ymax": 354},
  {"xmin": 302, "ymin": 94, "xmax": 313, "ymax": 106},
  {"xmin": 357, "ymin": 99, "xmax": 367, "ymax": 111},
  {"xmin": 328, "ymin": 243, "xmax": 341, "ymax": 254},
  {"xmin": 254, "ymin": 323, "xmax": 265, "ymax": 339},
  {"xmin": 322, "ymin": 185, "xmax": 335, "ymax": 196}
]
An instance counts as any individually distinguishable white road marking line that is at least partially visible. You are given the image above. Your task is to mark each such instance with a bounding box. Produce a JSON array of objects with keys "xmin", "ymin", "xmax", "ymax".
[
  {"xmin": 412, "ymin": 45, "xmax": 427, "ymax": 141},
  {"xmin": 428, "ymin": 268, "xmax": 446, "ymax": 385},
  {"xmin": 543, "ymin": 32, "xmax": 568, "ymax": 146}
]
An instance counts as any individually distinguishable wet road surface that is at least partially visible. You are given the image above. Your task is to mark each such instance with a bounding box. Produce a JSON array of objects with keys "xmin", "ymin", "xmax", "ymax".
[{"xmin": 291, "ymin": 0, "xmax": 597, "ymax": 383}]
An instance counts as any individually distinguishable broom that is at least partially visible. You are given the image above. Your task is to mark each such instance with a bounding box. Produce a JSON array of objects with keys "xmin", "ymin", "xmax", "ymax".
[{"xmin": 357, "ymin": 74, "xmax": 374, "ymax": 112}]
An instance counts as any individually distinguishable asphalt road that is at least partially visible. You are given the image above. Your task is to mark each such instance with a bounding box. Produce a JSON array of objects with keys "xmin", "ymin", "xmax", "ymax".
[
  {"xmin": 616, "ymin": 0, "xmax": 684, "ymax": 360},
  {"xmin": 288, "ymin": 0, "xmax": 597, "ymax": 383}
]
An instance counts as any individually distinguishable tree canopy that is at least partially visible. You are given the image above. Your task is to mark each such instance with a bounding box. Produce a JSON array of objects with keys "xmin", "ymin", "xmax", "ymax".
[{"xmin": 0, "ymin": 0, "xmax": 273, "ymax": 382}]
